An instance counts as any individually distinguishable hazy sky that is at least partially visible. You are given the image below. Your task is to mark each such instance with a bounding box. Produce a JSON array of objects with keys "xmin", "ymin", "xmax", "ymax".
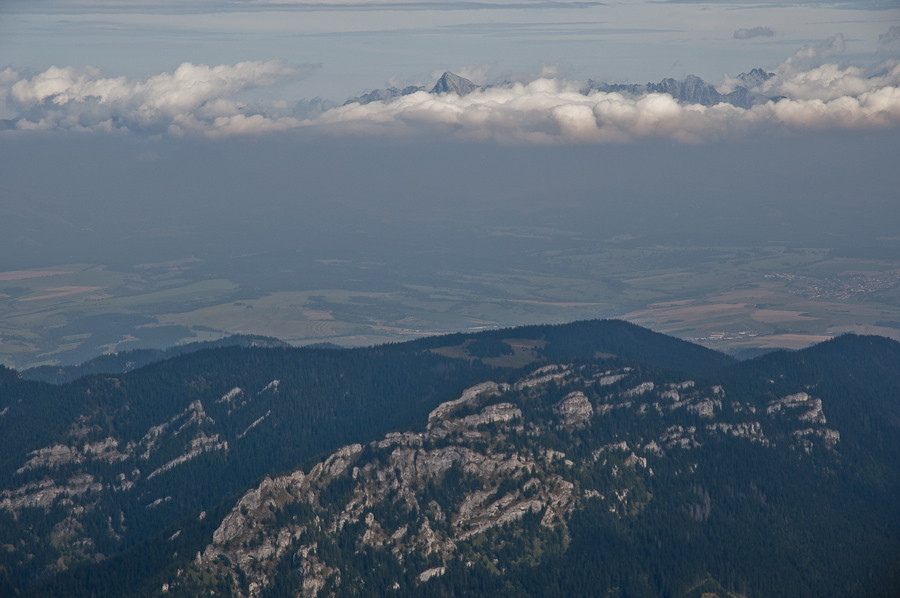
[
  {"xmin": 1, "ymin": 0, "xmax": 899, "ymax": 364},
  {"xmin": 1, "ymin": 0, "xmax": 899, "ymax": 142}
]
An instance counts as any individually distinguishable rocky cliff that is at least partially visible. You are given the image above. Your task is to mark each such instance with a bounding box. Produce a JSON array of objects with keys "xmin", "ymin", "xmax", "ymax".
[{"xmin": 172, "ymin": 361, "xmax": 845, "ymax": 597}]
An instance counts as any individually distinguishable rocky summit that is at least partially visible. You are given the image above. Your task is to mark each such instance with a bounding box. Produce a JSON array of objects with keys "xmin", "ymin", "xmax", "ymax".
[{"xmin": 430, "ymin": 71, "xmax": 481, "ymax": 96}]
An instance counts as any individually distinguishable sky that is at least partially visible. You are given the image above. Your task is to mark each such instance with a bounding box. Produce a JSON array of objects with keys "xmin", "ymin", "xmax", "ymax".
[
  {"xmin": 1, "ymin": 0, "xmax": 899, "ymax": 365},
  {"xmin": 1, "ymin": 0, "xmax": 899, "ymax": 141}
]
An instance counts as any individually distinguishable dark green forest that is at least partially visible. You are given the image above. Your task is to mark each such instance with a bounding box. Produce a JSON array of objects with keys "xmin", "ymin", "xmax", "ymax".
[{"xmin": 0, "ymin": 321, "xmax": 897, "ymax": 598}]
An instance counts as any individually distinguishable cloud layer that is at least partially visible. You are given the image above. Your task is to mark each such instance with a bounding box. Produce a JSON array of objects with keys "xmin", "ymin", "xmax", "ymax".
[
  {"xmin": 3, "ymin": 60, "xmax": 313, "ymax": 136},
  {"xmin": 312, "ymin": 65, "xmax": 900, "ymax": 144},
  {"xmin": 3, "ymin": 35, "xmax": 900, "ymax": 143}
]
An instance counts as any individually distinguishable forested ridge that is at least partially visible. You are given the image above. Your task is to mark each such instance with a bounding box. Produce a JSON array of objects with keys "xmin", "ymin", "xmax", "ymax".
[
  {"xmin": 0, "ymin": 321, "xmax": 897, "ymax": 597},
  {"xmin": 20, "ymin": 334, "xmax": 291, "ymax": 385}
]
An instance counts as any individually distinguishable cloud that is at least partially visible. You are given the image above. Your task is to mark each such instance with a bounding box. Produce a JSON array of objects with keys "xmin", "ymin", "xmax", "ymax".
[
  {"xmin": 733, "ymin": 27, "xmax": 775, "ymax": 40},
  {"xmin": 306, "ymin": 66, "xmax": 900, "ymax": 143},
  {"xmin": 781, "ymin": 33, "xmax": 845, "ymax": 71},
  {"xmin": 880, "ymin": 26, "xmax": 900, "ymax": 45},
  {"xmin": 307, "ymin": 35, "xmax": 900, "ymax": 143},
  {"xmin": 3, "ymin": 36, "xmax": 900, "ymax": 142},
  {"xmin": 4, "ymin": 60, "xmax": 314, "ymax": 135},
  {"xmin": 0, "ymin": 68, "xmax": 21, "ymax": 106},
  {"xmin": 309, "ymin": 79, "xmax": 712, "ymax": 144},
  {"xmin": 746, "ymin": 34, "xmax": 900, "ymax": 102}
]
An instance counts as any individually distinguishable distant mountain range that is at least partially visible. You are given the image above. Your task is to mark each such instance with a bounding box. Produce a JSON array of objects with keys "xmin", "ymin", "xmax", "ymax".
[
  {"xmin": 2, "ymin": 320, "xmax": 898, "ymax": 597},
  {"xmin": 345, "ymin": 68, "xmax": 779, "ymax": 110},
  {"xmin": 588, "ymin": 68, "xmax": 777, "ymax": 110},
  {"xmin": 344, "ymin": 71, "xmax": 484, "ymax": 106}
]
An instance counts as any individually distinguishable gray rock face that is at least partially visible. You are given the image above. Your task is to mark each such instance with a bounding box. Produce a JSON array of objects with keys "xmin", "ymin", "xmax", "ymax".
[
  {"xmin": 430, "ymin": 71, "xmax": 479, "ymax": 96},
  {"xmin": 344, "ymin": 85, "xmax": 426, "ymax": 106},
  {"xmin": 345, "ymin": 72, "xmax": 479, "ymax": 106},
  {"xmin": 733, "ymin": 67, "xmax": 775, "ymax": 90},
  {"xmin": 553, "ymin": 391, "xmax": 593, "ymax": 427},
  {"xmin": 588, "ymin": 72, "xmax": 772, "ymax": 109},
  {"xmin": 194, "ymin": 376, "xmax": 583, "ymax": 597},
  {"xmin": 180, "ymin": 362, "xmax": 842, "ymax": 598},
  {"xmin": 657, "ymin": 75, "xmax": 722, "ymax": 105},
  {"xmin": 721, "ymin": 86, "xmax": 770, "ymax": 109},
  {"xmin": 428, "ymin": 381, "xmax": 502, "ymax": 422}
]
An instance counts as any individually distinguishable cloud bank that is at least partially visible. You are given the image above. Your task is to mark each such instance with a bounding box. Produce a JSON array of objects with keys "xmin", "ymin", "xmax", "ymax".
[
  {"xmin": 3, "ymin": 35, "xmax": 900, "ymax": 143},
  {"xmin": 3, "ymin": 60, "xmax": 313, "ymax": 137}
]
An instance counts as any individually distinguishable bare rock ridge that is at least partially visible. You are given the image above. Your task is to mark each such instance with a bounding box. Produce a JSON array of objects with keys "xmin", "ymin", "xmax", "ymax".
[
  {"xmin": 342, "ymin": 85, "xmax": 426, "ymax": 106},
  {"xmin": 177, "ymin": 362, "xmax": 843, "ymax": 597},
  {"xmin": 733, "ymin": 67, "xmax": 776, "ymax": 89},
  {"xmin": 344, "ymin": 71, "xmax": 481, "ymax": 106},
  {"xmin": 587, "ymin": 69, "xmax": 775, "ymax": 109},
  {"xmin": 430, "ymin": 71, "xmax": 480, "ymax": 96}
]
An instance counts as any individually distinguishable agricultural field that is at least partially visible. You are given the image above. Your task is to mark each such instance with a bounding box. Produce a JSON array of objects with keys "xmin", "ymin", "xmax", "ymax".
[{"xmin": 3, "ymin": 230, "xmax": 899, "ymax": 369}]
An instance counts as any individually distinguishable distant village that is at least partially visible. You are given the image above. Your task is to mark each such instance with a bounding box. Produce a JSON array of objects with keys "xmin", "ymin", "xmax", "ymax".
[{"xmin": 767, "ymin": 272, "xmax": 900, "ymax": 300}]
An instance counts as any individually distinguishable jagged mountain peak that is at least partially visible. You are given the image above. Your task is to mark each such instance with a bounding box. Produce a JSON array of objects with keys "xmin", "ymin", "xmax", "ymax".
[
  {"xmin": 346, "ymin": 72, "xmax": 480, "ymax": 106},
  {"xmin": 344, "ymin": 69, "xmax": 777, "ymax": 110},
  {"xmin": 430, "ymin": 71, "xmax": 479, "ymax": 96},
  {"xmin": 588, "ymin": 71, "xmax": 772, "ymax": 109},
  {"xmin": 733, "ymin": 67, "xmax": 776, "ymax": 90},
  {"xmin": 343, "ymin": 85, "xmax": 426, "ymax": 107}
]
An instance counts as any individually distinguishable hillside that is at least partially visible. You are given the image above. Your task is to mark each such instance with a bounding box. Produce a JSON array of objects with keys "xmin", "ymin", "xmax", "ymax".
[
  {"xmin": 0, "ymin": 319, "xmax": 727, "ymax": 595},
  {"xmin": 20, "ymin": 335, "xmax": 291, "ymax": 385},
  {"xmin": 153, "ymin": 345, "xmax": 900, "ymax": 598},
  {"xmin": 1, "ymin": 321, "xmax": 897, "ymax": 597}
]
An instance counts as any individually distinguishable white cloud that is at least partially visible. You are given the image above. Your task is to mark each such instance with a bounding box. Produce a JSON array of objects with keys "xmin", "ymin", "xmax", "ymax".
[
  {"xmin": 5, "ymin": 60, "xmax": 314, "ymax": 135},
  {"xmin": 306, "ymin": 50, "xmax": 900, "ymax": 143},
  {"xmin": 780, "ymin": 33, "xmax": 846, "ymax": 71},
  {"xmin": 750, "ymin": 35, "xmax": 900, "ymax": 102},
  {"xmin": 3, "ymin": 36, "xmax": 899, "ymax": 142}
]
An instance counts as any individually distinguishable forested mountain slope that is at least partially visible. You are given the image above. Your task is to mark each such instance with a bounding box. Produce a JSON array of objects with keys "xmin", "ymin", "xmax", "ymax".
[
  {"xmin": 1, "ymin": 322, "xmax": 897, "ymax": 597},
  {"xmin": 153, "ymin": 335, "xmax": 900, "ymax": 598},
  {"xmin": 0, "ymin": 319, "xmax": 728, "ymax": 594}
]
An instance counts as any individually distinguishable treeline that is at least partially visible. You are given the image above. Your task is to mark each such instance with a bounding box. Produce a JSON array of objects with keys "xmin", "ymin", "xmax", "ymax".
[{"xmin": 20, "ymin": 334, "xmax": 291, "ymax": 384}]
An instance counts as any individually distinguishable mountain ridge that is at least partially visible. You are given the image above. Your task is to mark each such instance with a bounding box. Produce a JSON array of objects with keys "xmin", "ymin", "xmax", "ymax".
[
  {"xmin": 20, "ymin": 334, "xmax": 291, "ymax": 385},
  {"xmin": 151, "ymin": 338, "xmax": 900, "ymax": 597},
  {"xmin": 344, "ymin": 68, "xmax": 779, "ymax": 109},
  {"xmin": 1, "ymin": 321, "xmax": 897, "ymax": 597}
]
